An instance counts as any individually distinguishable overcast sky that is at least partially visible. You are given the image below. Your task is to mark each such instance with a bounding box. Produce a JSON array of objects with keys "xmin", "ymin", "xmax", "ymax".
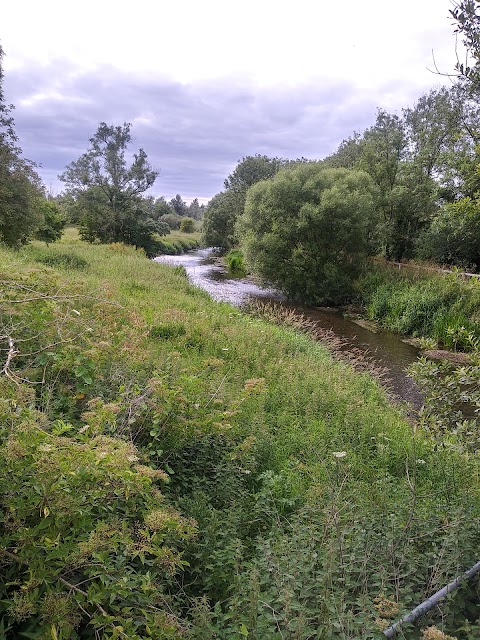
[{"xmin": 2, "ymin": 0, "xmax": 464, "ymax": 203}]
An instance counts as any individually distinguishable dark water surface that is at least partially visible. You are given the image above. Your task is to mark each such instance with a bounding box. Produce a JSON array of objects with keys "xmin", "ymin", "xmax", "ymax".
[{"xmin": 154, "ymin": 249, "xmax": 422, "ymax": 407}]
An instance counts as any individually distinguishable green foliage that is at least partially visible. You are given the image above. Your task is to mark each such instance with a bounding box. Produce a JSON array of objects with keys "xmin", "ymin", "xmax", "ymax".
[
  {"xmin": 225, "ymin": 249, "xmax": 247, "ymax": 276},
  {"xmin": 34, "ymin": 198, "xmax": 66, "ymax": 245},
  {"xmin": 417, "ymin": 196, "xmax": 480, "ymax": 270},
  {"xmin": 154, "ymin": 231, "xmax": 201, "ymax": 255},
  {"xmin": 358, "ymin": 267, "xmax": 480, "ymax": 349},
  {"xmin": 410, "ymin": 352, "xmax": 480, "ymax": 452},
  {"xmin": 0, "ymin": 46, "xmax": 45, "ymax": 248},
  {"xmin": 238, "ymin": 164, "xmax": 379, "ymax": 304},
  {"xmin": 32, "ymin": 249, "xmax": 89, "ymax": 270},
  {"xmin": 160, "ymin": 212, "xmax": 183, "ymax": 229},
  {"xmin": 169, "ymin": 194, "xmax": 189, "ymax": 216},
  {"xmin": 203, "ymin": 156, "xmax": 284, "ymax": 251},
  {"xmin": 60, "ymin": 122, "xmax": 162, "ymax": 255},
  {"xmin": 202, "ymin": 190, "xmax": 244, "ymax": 250},
  {"xmin": 180, "ymin": 217, "xmax": 195, "ymax": 233},
  {"xmin": 224, "ymin": 154, "xmax": 284, "ymax": 193},
  {"xmin": 0, "ymin": 396, "xmax": 195, "ymax": 638},
  {"xmin": 327, "ymin": 108, "xmax": 438, "ymax": 260},
  {"xmin": 0, "ymin": 235, "xmax": 478, "ymax": 638}
]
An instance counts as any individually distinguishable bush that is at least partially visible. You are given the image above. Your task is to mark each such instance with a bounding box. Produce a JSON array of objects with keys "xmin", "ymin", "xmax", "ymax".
[
  {"xmin": 180, "ymin": 217, "xmax": 195, "ymax": 233},
  {"xmin": 225, "ymin": 249, "xmax": 247, "ymax": 276},
  {"xmin": 358, "ymin": 267, "xmax": 480, "ymax": 349}
]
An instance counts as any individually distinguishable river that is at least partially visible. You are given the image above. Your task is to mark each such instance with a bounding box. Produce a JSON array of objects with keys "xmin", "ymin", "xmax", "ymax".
[{"xmin": 154, "ymin": 249, "xmax": 422, "ymax": 408}]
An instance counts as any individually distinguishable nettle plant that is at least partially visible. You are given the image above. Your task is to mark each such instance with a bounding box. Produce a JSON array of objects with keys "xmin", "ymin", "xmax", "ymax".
[
  {"xmin": 0, "ymin": 270, "xmax": 197, "ymax": 638},
  {"xmin": 0, "ymin": 382, "xmax": 196, "ymax": 639}
]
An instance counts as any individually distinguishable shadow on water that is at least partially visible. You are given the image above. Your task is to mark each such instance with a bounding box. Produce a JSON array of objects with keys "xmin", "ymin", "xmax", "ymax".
[{"xmin": 154, "ymin": 249, "xmax": 422, "ymax": 408}]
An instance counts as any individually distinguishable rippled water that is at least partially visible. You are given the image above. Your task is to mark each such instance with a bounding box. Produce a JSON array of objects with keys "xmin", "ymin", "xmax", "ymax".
[{"xmin": 154, "ymin": 249, "xmax": 422, "ymax": 407}]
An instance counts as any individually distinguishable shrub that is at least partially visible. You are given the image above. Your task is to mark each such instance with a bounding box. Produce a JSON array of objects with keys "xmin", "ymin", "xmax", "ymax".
[
  {"xmin": 180, "ymin": 217, "xmax": 195, "ymax": 233},
  {"xmin": 225, "ymin": 249, "xmax": 247, "ymax": 276}
]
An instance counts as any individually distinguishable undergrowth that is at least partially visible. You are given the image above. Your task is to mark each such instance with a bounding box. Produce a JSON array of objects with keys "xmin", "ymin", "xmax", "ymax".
[
  {"xmin": 0, "ymin": 237, "xmax": 478, "ymax": 638},
  {"xmin": 357, "ymin": 267, "xmax": 480, "ymax": 351}
]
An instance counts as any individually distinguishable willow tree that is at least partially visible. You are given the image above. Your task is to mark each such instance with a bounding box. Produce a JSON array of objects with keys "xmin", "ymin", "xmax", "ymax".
[{"xmin": 237, "ymin": 164, "xmax": 379, "ymax": 304}]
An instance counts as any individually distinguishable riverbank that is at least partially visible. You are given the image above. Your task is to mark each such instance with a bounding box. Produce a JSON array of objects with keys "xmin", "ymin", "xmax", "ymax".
[
  {"xmin": 1, "ymin": 236, "xmax": 479, "ymax": 638},
  {"xmin": 357, "ymin": 264, "xmax": 480, "ymax": 352},
  {"xmin": 154, "ymin": 229, "xmax": 202, "ymax": 254}
]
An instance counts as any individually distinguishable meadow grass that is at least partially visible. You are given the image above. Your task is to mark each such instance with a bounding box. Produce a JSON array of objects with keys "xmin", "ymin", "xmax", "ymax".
[{"xmin": 1, "ymin": 236, "xmax": 479, "ymax": 638}]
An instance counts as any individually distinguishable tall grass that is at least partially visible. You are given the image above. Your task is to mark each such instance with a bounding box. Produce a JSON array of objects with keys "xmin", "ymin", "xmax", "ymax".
[
  {"xmin": 358, "ymin": 267, "xmax": 480, "ymax": 350},
  {"xmin": 0, "ymin": 235, "xmax": 478, "ymax": 638}
]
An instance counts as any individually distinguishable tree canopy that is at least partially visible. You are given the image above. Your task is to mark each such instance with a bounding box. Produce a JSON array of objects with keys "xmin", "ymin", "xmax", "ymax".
[
  {"xmin": 60, "ymin": 122, "xmax": 166, "ymax": 255},
  {"xmin": 0, "ymin": 44, "xmax": 50, "ymax": 247},
  {"xmin": 237, "ymin": 164, "xmax": 379, "ymax": 304}
]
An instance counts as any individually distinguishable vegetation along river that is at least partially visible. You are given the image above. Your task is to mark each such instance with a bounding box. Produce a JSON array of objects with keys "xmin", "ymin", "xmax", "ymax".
[{"xmin": 155, "ymin": 249, "xmax": 423, "ymax": 408}]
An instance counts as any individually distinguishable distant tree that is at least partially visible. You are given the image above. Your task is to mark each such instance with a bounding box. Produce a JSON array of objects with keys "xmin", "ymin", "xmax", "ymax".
[
  {"xmin": 34, "ymin": 199, "xmax": 66, "ymax": 245},
  {"xmin": 188, "ymin": 197, "xmax": 203, "ymax": 220},
  {"xmin": 237, "ymin": 164, "xmax": 379, "ymax": 304},
  {"xmin": 159, "ymin": 213, "xmax": 182, "ymax": 230},
  {"xmin": 180, "ymin": 217, "xmax": 195, "ymax": 233},
  {"xmin": 0, "ymin": 44, "xmax": 44, "ymax": 247},
  {"xmin": 153, "ymin": 197, "xmax": 174, "ymax": 219},
  {"xmin": 203, "ymin": 155, "xmax": 284, "ymax": 250},
  {"xmin": 202, "ymin": 190, "xmax": 245, "ymax": 250},
  {"xmin": 59, "ymin": 122, "xmax": 164, "ymax": 255},
  {"xmin": 224, "ymin": 154, "xmax": 284, "ymax": 193},
  {"xmin": 169, "ymin": 194, "xmax": 188, "ymax": 216}
]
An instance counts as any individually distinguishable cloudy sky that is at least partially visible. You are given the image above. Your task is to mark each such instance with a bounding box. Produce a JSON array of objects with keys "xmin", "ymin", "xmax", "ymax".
[{"xmin": 2, "ymin": 0, "xmax": 464, "ymax": 203}]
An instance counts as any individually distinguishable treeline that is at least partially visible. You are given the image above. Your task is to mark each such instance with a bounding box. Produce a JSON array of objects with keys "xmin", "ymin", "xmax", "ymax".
[{"xmin": 203, "ymin": 84, "xmax": 480, "ymax": 303}]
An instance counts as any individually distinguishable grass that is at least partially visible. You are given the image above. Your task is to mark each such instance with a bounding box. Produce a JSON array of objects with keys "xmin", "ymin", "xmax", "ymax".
[
  {"xmin": 154, "ymin": 229, "xmax": 201, "ymax": 254},
  {"xmin": 1, "ymin": 233, "xmax": 479, "ymax": 638},
  {"xmin": 357, "ymin": 266, "xmax": 480, "ymax": 351}
]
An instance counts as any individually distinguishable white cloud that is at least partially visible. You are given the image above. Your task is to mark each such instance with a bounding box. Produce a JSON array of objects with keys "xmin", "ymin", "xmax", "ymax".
[{"xmin": 1, "ymin": 0, "xmax": 467, "ymax": 199}]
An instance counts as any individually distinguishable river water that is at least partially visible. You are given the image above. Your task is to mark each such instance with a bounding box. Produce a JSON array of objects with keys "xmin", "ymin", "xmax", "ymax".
[{"xmin": 154, "ymin": 249, "xmax": 422, "ymax": 408}]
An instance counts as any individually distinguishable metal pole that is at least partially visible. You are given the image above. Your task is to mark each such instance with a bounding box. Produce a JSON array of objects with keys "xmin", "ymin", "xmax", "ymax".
[{"xmin": 383, "ymin": 560, "xmax": 480, "ymax": 638}]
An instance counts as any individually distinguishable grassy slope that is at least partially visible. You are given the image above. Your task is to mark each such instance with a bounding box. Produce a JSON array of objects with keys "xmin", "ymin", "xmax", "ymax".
[{"xmin": 2, "ymin": 235, "xmax": 479, "ymax": 638}]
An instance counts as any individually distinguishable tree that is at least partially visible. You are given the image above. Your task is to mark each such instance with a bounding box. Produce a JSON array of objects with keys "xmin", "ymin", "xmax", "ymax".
[
  {"xmin": 202, "ymin": 190, "xmax": 245, "ymax": 250},
  {"xmin": 59, "ymin": 122, "xmax": 163, "ymax": 254},
  {"xmin": 327, "ymin": 109, "xmax": 438, "ymax": 260},
  {"xmin": 153, "ymin": 197, "xmax": 174, "ymax": 219},
  {"xmin": 0, "ymin": 44, "xmax": 44, "ymax": 247},
  {"xmin": 168, "ymin": 194, "xmax": 188, "ymax": 216},
  {"xmin": 188, "ymin": 197, "xmax": 203, "ymax": 220},
  {"xmin": 237, "ymin": 164, "xmax": 379, "ymax": 304},
  {"xmin": 450, "ymin": 1, "xmax": 480, "ymax": 85},
  {"xmin": 34, "ymin": 198, "xmax": 66, "ymax": 245},
  {"xmin": 203, "ymin": 155, "xmax": 284, "ymax": 250},
  {"xmin": 224, "ymin": 154, "xmax": 284, "ymax": 193},
  {"xmin": 416, "ymin": 196, "xmax": 480, "ymax": 270}
]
